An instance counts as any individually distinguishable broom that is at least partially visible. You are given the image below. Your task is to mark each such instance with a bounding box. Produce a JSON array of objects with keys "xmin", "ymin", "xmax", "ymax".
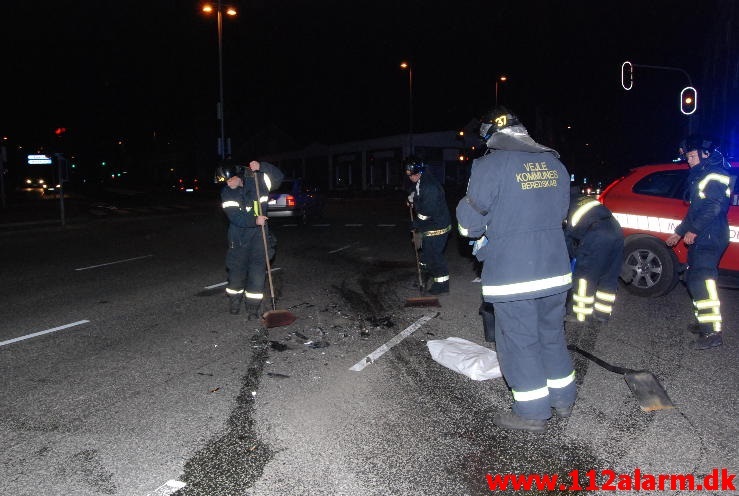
[
  {"xmin": 405, "ymin": 204, "xmax": 440, "ymax": 307},
  {"xmin": 254, "ymin": 171, "xmax": 297, "ymax": 328}
]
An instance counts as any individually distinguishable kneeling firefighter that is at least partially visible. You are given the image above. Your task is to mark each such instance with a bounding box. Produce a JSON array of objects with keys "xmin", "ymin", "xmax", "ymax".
[
  {"xmin": 565, "ymin": 187, "xmax": 624, "ymax": 325},
  {"xmin": 405, "ymin": 156, "xmax": 452, "ymax": 294},
  {"xmin": 215, "ymin": 160, "xmax": 284, "ymax": 318}
]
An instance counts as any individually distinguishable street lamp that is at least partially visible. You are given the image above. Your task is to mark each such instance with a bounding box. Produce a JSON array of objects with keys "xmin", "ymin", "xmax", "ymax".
[
  {"xmin": 202, "ymin": 2, "xmax": 237, "ymax": 161},
  {"xmin": 495, "ymin": 75, "xmax": 507, "ymax": 106},
  {"xmin": 400, "ymin": 61, "xmax": 413, "ymax": 156}
]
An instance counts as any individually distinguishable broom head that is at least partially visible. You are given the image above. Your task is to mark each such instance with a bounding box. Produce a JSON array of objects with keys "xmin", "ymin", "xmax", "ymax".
[
  {"xmin": 404, "ymin": 296, "xmax": 441, "ymax": 307},
  {"xmin": 261, "ymin": 310, "xmax": 297, "ymax": 328}
]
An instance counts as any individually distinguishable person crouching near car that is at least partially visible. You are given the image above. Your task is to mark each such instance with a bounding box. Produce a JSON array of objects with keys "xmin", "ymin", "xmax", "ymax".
[
  {"xmin": 215, "ymin": 160, "xmax": 284, "ymax": 319},
  {"xmin": 666, "ymin": 136, "xmax": 730, "ymax": 350},
  {"xmin": 405, "ymin": 156, "xmax": 452, "ymax": 295}
]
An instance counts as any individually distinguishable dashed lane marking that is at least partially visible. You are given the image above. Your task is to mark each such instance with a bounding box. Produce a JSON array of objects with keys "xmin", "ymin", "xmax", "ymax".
[
  {"xmin": 0, "ymin": 320, "xmax": 90, "ymax": 348},
  {"xmin": 328, "ymin": 243, "xmax": 355, "ymax": 254},
  {"xmin": 145, "ymin": 479, "xmax": 186, "ymax": 496},
  {"xmin": 349, "ymin": 312, "xmax": 438, "ymax": 372},
  {"xmin": 205, "ymin": 281, "xmax": 228, "ymax": 289}
]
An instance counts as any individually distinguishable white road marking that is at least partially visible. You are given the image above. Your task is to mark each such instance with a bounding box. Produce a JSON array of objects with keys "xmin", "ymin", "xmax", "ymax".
[
  {"xmin": 349, "ymin": 313, "xmax": 438, "ymax": 372},
  {"xmin": 328, "ymin": 244, "xmax": 354, "ymax": 254},
  {"xmin": 0, "ymin": 320, "xmax": 90, "ymax": 348},
  {"xmin": 205, "ymin": 281, "xmax": 228, "ymax": 289},
  {"xmin": 344, "ymin": 223, "xmax": 363, "ymax": 227},
  {"xmin": 145, "ymin": 479, "xmax": 186, "ymax": 496},
  {"xmin": 74, "ymin": 254, "xmax": 154, "ymax": 271},
  {"xmin": 312, "ymin": 223, "xmax": 331, "ymax": 227},
  {"xmin": 377, "ymin": 224, "xmax": 396, "ymax": 227}
]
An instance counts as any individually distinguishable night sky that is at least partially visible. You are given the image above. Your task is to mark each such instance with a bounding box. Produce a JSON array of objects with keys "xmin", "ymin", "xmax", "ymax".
[{"xmin": 3, "ymin": 0, "xmax": 736, "ymax": 181}]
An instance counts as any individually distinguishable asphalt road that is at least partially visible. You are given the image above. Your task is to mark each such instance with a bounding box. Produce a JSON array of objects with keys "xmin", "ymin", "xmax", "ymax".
[{"xmin": 0, "ymin": 195, "xmax": 737, "ymax": 496}]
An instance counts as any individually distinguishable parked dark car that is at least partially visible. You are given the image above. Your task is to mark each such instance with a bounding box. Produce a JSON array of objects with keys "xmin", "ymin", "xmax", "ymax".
[{"xmin": 267, "ymin": 178, "xmax": 325, "ymax": 224}]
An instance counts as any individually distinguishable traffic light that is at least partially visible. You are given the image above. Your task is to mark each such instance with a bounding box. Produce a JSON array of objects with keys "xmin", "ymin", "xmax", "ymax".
[
  {"xmin": 54, "ymin": 127, "xmax": 67, "ymax": 136},
  {"xmin": 680, "ymin": 86, "xmax": 697, "ymax": 115},
  {"xmin": 621, "ymin": 61, "xmax": 633, "ymax": 90}
]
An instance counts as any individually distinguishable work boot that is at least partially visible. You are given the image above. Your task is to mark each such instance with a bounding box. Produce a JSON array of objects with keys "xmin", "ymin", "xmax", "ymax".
[
  {"xmin": 228, "ymin": 294, "xmax": 242, "ymax": 315},
  {"xmin": 692, "ymin": 332, "xmax": 723, "ymax": 350},
  {"xmin": 492, "ymin": 412, "xmax": 547, "ymax": 433},
  {"xmin": 428, "ymin": 281, "xmax": 449, "ymax": 295},
  {"xmin": 245, "ymin": 303, "xmax": 261, "ymax": 321}
]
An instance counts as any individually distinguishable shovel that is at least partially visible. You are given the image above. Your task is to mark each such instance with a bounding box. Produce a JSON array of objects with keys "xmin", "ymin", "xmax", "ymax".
[
  {"xmin": 567, "ymin": 345, "xmax": 674, "ymax": 412},
  {"xmin": 254, "ymin": 172, "xmax": 297, "ymax": 328},
  {"xmin": 405, "ymin": 205, "xmax": 440, "ymax": 308}
]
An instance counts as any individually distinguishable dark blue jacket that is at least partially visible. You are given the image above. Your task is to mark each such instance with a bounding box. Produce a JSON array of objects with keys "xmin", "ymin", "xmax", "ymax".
[
  {"xmin": 221, "ymin": 162, "xmax": 283, "ymax": 244},
  {"xmin": 410, "ymin": 170, "xmax": 451, "ymax": 232},
  {"xmin": 675, "ymin": 155, "xmax": 730, "ymax": 242}
]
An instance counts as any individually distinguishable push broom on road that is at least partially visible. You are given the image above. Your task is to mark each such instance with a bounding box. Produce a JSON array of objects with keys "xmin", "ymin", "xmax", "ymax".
[{"xmin": 405, "ymin": 205, "xmax": 440, "ymax": 308}]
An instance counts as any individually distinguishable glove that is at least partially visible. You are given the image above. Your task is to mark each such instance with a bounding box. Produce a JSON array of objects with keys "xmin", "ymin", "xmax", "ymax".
[
  {"xmin": 407, "ymin": 192, "xmax": 415, "ymax": 207},
  {"xmin": 470, "ymin": 235, "xmax": 488, "ymax": 256},
  {"xmin": 411, "ymin": 230, "xmax": 423, "ymax": 250}
]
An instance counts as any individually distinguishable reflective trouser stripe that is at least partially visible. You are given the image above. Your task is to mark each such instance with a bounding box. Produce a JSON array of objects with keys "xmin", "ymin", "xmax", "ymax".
[
  {"xmin": 548, "ymin": 370, "xmax": 575, "ymax": 389},
  {"xmin": 512, "ymin": 385, "xmax": 549, "ymax": 402},
  {"xmin": 244, "ymin": 291, "xmax": 264, "ymax": 300},
  {"xmin": 573, "ymin": 278, "xmax": 593, "ymax": 321},
  {"xmin": 693, "ymin": 279, "xmax": 721, "ymax": 333},
  {"xmin": 434, "ymin": 275, "xmax": 449, "ymax": 283},
  {"xmin": 594, "ymin": 302, "xmax": 612, "ymax": 314},
  {"xmin": 482, "ymin": 273, "xmax": 572, "ymax": 297},
  {"xmin": 226, "ymin": 288, "xmax": 244, "ymax": 295}
]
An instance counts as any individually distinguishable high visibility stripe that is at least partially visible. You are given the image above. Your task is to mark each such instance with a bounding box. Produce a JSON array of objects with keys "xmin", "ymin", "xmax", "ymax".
[
  {"xmin": 697, "ymin": 173, "xmax": 731, "ymax": 199},
  {"xmin": 595, "ymin": 291, "xmax": 616, "ymax": 302},
  {"xmin": 512, "ymin": 385, "xmax": 549, "ymax": 402},
  {"xmin": 611, "ymin": 212, "xmax": 739, "ymax": 243},
  {"xmin": 425, "ymin": 225, "xmax": 452, "ymax": 236},
  {"xmin": 695, "ymin": 299, "xmax": 720, "ymax": 309},
  {"xmin": 434, "ymin": 275, "xmax": 449, "ymax": 282},
  {"xmin": 264, "ymin": 175, "xmax": 272, "ymax": 191},
  {"xmin": 226, "ymin": 288, "xmax": 244, "ymax": 295},
  {"xmin": 222, "ymin": 201, "xmax": 240, "ymax": 209},
  {"xmin": 594, "ymin": 302, "xmax": 612, "ymax": 313},
  {"xmin": 697, "ymin": 314, "xmax": 722, "ymax": 323},
  {"xmin": 547, "ymin": 371, "xmax": 575, "ymax": 389},
  {"xmin": 482, "ymin": 273, "xmax": 571, "ymax": 297},
  {"xmin": 417, "ymin": 213, "xmax": 430, "ymax": 220},
  {"xmin": 706, "ymin": 279, "xmax": 718, "ymax": 300},
  {"xmin": 570, "ymin": 200, "xmax": 601, "ymax": 227},
  {"xmin": 573, "ymin": 294, "xmax": 594, "ymax": 304},
  {"xmin": 458, "ymin": 225, "xmax": 470, "ymax": 236},
  {"xmin": 244, "ymin": 291, "xmax": 264, "ymax": 299},
  {"xmin": 259, "ymin": 195, "xmax": 269, "ymax": 203}
]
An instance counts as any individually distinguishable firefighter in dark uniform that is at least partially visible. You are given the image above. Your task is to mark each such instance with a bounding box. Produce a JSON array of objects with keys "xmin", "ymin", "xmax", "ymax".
[
  {"xmin": 216, "ymin": 160, "xmax": 284, "ymax": 318},
  {"xmin": 406, "ymin": 157, "xmax": 452, "ymax": 294},
  {"xmin": 456, "ymin": 106, "xmax": 575, "ymax": 433},
  {"xmin": 666, "ymin": 135, "xmax": 730, "ymax": 350},
  {"xmin": 565, "ymin": 188, "xmax": 624, "ymax": 324}
]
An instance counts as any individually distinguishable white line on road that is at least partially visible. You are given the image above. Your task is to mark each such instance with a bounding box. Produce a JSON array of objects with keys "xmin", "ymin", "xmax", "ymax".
[
  {"xmin": 0, "ymin": 320, "xmax": 90, "ymax": 348},
  {"xmin": 205, "ymin": 281, "xmax": 228, "ymax": 289},
  {"xmin": 312, "ymin": 223, "xmax": 331, "ymax": 227},
  {"xmin": 349, "ymin": 312, "xmax": 438, "ymax": 372},
  {"xmin": 329, "ymin": 244, "xmax": 354, "ymax": 254},
  {"xmin": 74, "ymin": 254, "xmax": 154, "ymax": 271},
  {"xmin": 344, "ymin": 223, "xmax": 363, "ymax": 227},
  {"xmin": 377, "ymin": 224, "xmax": 397, "ymax": 227},
  {"xmin": 145, "ymin": 479, "xmax": 186, "ymax": 496}
]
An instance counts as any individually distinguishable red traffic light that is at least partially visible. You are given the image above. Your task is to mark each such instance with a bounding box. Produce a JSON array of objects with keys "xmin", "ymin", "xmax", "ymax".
[
  {"xmin": 54, "ymin": 127, "xmax": 67, "ymax": 136},
  {"xmin": 680, "ymin": 87, "xmax": 697, "ymax": 115}
]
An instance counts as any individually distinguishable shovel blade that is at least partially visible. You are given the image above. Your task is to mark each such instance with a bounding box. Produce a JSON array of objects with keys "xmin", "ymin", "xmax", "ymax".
[
  {"xmin": 261, "ymin": 310, "xmax": 297, "ymax": 328},
  {"xmin": 404, "ymin": 296, "xmax": 441, "ymax": 307},
  {"xmin": 624, "ymin": 371, "xmax": 675, "ymax": 412}
]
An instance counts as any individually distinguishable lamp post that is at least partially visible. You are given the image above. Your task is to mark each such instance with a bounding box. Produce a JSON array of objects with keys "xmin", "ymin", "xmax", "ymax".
[
  {"xmin": 202, "ymin": 2, "xmax": 237, "ymax": 161},
  {"xmin": 495, "ymin": 75, "xmax": 507, "ymax": 106},
  {"xmin": 400, "ymin": 61, "xmax": 413, "ymax": 156}
]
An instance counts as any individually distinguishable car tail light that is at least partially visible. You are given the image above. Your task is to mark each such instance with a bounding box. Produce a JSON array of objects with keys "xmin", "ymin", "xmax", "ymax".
[{"xmin": 286, "ymin": 195, "xmax": 296, "ymax": 207}]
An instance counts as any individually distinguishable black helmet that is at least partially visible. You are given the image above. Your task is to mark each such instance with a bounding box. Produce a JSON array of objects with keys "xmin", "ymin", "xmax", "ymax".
[
  {"xmin": 679, "ymin": 134, "xmax": 716, "ymax": 157},
  {"xmin": 479, "ymin": 106, "xmax": 522, "ymax": 141},
  {"xmin": 214, "ymin": 161, "xmax": 246, "ymax": 183},
  {"xmin": 403, "ymin": 156, "xmax": 426, "ymax": 175}
]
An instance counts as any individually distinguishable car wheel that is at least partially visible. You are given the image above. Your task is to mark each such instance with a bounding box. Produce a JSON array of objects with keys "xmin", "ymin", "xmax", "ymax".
[{"xmin": 622, "ymin": 236, "xmax": 679, "ymax": 297}]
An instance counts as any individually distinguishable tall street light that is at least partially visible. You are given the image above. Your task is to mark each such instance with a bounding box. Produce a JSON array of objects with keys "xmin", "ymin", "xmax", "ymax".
[
  {"xmin": 202, "ymin": 2, "xmax": 237, "ymax": 161},
  {"xmin": 400, "ymin": 61, "xmax": 413, "ymax": 156},
  {"xmin": 495, "ymin": 75, "xmax": 507, "ymax": 106}
]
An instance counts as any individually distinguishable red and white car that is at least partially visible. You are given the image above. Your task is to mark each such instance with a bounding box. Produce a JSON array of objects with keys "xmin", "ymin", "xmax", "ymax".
[{"xmin": 598, "ymin": 160, "xmax": 739, "ymax": 296}]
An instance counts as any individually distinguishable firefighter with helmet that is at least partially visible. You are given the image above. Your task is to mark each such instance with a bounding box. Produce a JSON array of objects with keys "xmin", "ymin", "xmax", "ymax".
[
  {"xmin": 405, "ymin": 156, "xmax": 452, "ymax": 294},
  {"xmin": 215, "ymin": 160, "xmax": 284, "ymax": 319},
  {"xmin": 456, "ymin": 106, "xmax": 575, "ymax": 433},
  {"xmin": 666, "ymin": 135, "xmax": 730, "ymax": 350}
]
